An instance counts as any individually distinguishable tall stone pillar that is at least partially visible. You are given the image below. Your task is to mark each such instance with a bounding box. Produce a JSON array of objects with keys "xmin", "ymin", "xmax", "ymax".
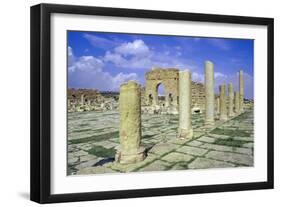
[
  {"xmin": 80, "ymin": 94, "xmax": 84, "ymax": 105},
  {"xmin": 152, "ymin": 90, "xmax": 158, "ymax": 106},
  {"xmin": 204, "ymin": 61, "xmax": 215, "ymax": 125},
  {"xmin": 115, "ymin": 81, "xmax": 146, "ymax": 164},
  {"xmin": 219, "ymin": 84, "xmax": 227, "ymax": 121},
  {"xmin": 228, "ymin": 83, "xmax": 235, "ymax": 117},
  {"xmin": 234, "ymin": 91, "xmax": 240, "ymax": 114},
  {"xmin": 216, "ymin": 97, "xmax": 220, "ymax": 115},
  {"xmin": 239, "ymin": 70, "xmax": 244, "ymax": 112},
  {"xmin": 178, "ymin": 71, "xmax": 193, "ymax": 139}
]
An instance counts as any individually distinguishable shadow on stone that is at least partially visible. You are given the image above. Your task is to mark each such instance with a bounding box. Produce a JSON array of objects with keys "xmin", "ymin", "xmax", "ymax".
[{"xmin": 94, "ymin": 157, "xmax": 115, "ymax": 166}]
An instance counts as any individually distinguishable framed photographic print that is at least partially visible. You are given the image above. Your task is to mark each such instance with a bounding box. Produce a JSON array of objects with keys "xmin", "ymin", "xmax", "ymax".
[{"xmin": 30, "ymin": 3, "xmax": 274, "ymax": 203}]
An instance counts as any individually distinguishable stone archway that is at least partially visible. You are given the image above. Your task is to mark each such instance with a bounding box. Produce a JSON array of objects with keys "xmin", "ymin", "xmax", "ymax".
[
  {"xmin": 145, "ymin": 67, "xmax": 179, "ymax": 107},
  {"xmin": 156, "ymin": 82, "xmax": 166, "ymax": 107}
]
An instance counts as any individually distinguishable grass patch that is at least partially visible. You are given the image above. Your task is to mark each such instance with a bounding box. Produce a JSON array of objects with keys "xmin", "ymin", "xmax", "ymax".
[
  {"xmin": 148, "ymin": 124, "xmax": 163, "ymax": 129},
  {"xmin": 72, "ymin": 128, "xmax": 92, "ymax": 133},
  {"xmin": 87, "ymin": 145, "xmax": 116, "ymax": 158},
  {"xmin": 87, "ymin": 118, "xmax": 98, "ymax": 121},
  {"xmin": 211, "ymin": 128, "xmax": 250, "ymax": 137},
  {"xmin": 142, "ymin": 134, "xmax": 156, "ymax": 139},
  {"xmin": 69, "ymin": 131, "xmax": 119, "ymax": 144},
  {"xmin": 232, "ymin": 112, "xmax": 249, "ymax": 121},
  {"xmin": 214, "ymin": 138, "xmax": 250, "ymax": 147}
]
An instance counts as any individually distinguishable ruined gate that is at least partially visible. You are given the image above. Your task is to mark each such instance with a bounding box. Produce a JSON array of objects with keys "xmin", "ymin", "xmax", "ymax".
[{"xmin": 145, "ymin": 68, "xmax": 179, "ymax": 106}]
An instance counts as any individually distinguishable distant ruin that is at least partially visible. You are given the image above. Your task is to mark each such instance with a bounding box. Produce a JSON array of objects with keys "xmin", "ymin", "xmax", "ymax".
[
  {"xmin": 67, "ymin": 67, "xmax": 251, "ymax": 115},
  {"xmin": 143, "ymin": 67, "xmax": 205, "ymax": 114},
  {"xmin": 145, "ymin": 67, "xmax": 179, "ymax": 107},
  {"xmin": 67, "ymin": 88, "xmax": 117, "ymax": 112}
]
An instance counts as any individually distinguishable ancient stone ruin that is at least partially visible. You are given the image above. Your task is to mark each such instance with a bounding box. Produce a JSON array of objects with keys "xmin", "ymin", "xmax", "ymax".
[
  {"xmin": 204, "ymin": 61, "xmax": 215, "ymax": 126},
  {"xmin": 145, "ymin": 67, "xmax": 179, "ymax": 107},
  {"xmin": 115, "ymin": 81, "xmax": 146, "ymax": 164},
  {"xmin": 178, "ymin": 71, "xmax": 193, "ymax": 139},
  {"xmin": 68, "ymin": 57, "xmax": 255, "ymax": 175},
  {"xmin": 67, "ymin": 88, "xmax": 118, "ymax": 112},
  {"xmin": 142, "ymin": 67, "xmax": 205, "ymax": 115},
  {"xmin": 114, "ymin": 62, "xmax": 247, "ymax": 164}
]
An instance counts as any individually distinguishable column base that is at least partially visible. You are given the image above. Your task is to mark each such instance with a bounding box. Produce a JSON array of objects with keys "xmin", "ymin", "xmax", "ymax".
[
  {"xmin": 220, "ymin": 115, "xmax": 228, "ymax": 121},
  {"xmin": 235, "ymin": 111, "xmax": 241, "ymax": 115},
  {"xmin": 167, "ymin": 106, "xmax": 179, "ymax": 115},
  {"xmin": 178, "ymin": 128, "xmax": 193, "ymax": 139},
  {"xmin": 205, "ymin": 119, "xmax": 215, "ymax": 126},
  {"xmin": 115, "ymin": 146, "xmax": 146, "ymax": 164}
]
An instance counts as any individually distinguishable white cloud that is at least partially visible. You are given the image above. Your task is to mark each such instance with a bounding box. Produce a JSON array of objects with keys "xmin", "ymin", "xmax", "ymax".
[
  {"xmin": 68, "ymin": 55, "xmax": 104, "ymax": 73},
  {"xmin": 104, "ymin": 51, "xmax": 125, "ymax": 66},
  {"xmin": 114, "ymin": 39, "xmax": 150, "ymax": 57},
  {"xmin": 111, "ymin": 73, "xmax": 138, "ymax": 88},
  {"xmin": 103, "ymin": 39, "xmax": 154, "ymax": 69},
  {"xmin": 68, "ymin": 46, "xmax": 75, "ymax": 67},
  {"xmin": 68, "ymin": 47, "xmax": 138, "ymax": 91},
  {"xmin": 103, "ymin": 39, "xmax": 194, "ymax": 70},
  {"xmin": 83, "ymin": 33, "xmax": 117, "ymax": 50},
  {"xmin": 214, "ymin": 72, "xmax": 227, "ymax": 79},
  {"xmin": 192, "ymin": 72, "xmax": 204, "ymax": 83}
]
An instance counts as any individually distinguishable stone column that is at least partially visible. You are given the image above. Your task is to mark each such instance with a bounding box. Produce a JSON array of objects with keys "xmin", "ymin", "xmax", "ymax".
[
  {"xmin": 152, "ymin": 88, "xmax": 158, "ymax": 106},
  {"xmin": 216, "ymin": 97, "xmax": 220, "ymax": 115},
  {"xmin": 115, "ymin": 81, "xmax": 146, "ymax": 164},
  {"xmin": 80, "ymin": 94, "xmax": 84, "ymax": 105},
  {"xmin": 178, "ymin": 71, "xmax": 193, "ymax": 139},
  {"xmin": 219, "ymin": 84, "xmax": 227, "ymax": 121},
  {"xmin": 234, "ymin": 91, "xmax": 240, "ymax": 114},
  {"xmin": 228, "ymin": 83, "xmax": 235, "ymax": 117},
  {"xmin": 239, "ymin": 70, "xmax": 244, "ymax": 112},
  {"xmin": 204, "ymin": 61, "xmax": 215, "ymax": 125}
]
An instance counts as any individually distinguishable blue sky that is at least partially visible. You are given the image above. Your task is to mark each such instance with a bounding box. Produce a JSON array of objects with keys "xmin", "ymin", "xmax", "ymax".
[{"xmin": 68, "ymin": 31, "xmax": 254, "ymax": 98}]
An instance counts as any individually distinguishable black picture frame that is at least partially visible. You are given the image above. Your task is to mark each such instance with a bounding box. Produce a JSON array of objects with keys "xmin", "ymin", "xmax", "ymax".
[{"xmin": 30, "ymin": 3, "xmax": 274, "ymax": 204}]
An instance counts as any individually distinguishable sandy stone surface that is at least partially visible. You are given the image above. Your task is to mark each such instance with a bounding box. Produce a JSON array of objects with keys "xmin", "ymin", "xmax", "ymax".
[{"xmin": 67, "ymin": 109, "xmax": 254, "ymax": 175}]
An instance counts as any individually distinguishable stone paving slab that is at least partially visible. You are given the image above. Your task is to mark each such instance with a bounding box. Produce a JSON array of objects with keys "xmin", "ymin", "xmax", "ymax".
[
  {"xmin": 75, "ymin": 158, "xmax": 103, "ymax": 170},
  {"xmin": 108, "ymin": 153, "xmax": 159, "ymax": 173},
  {"xmin": 77, "ymin": 166, "xmax": 117, "ymax": 175},
  {"xmin": 197, "ymin": 136, "xmax": 216, "ymax": 143},
  {"xmin": 208, "ymin": 134, "xmax": 230, "ymax": 139},
  {"xmin": 149, "ymin": 143, "xmax": 178, "ymax": 156},
  {"xmin": 200, "ymin": 143, "xmax": 235, "ymax": 153},
  {"xmin": 140, "ymin": 160, "xmax": 170, "ymax": 172},
  {"xmin": 177, "ymin": 145, "xmax": 208, "ymax": 156},
  {"xmin": 243, "ymin": 142, "xmax": 254, "ymax": 148},
  {"xmin": 68, "ymin": 110, "xmax": 254, "ymax": 175},
  {"xmin": 188, "ymin": 157, "xmax": 235, "ymax": 169},
  {"xmin": 161, "ymin": 152, "xmax": 194, "ymax": 163},
  {"xmin": 186, "ymin": 140, "xmax": 203, "ymax": 147},
  {"xmin": 205, "ymin": 151, "xmax": 253, "ymax": 166}
]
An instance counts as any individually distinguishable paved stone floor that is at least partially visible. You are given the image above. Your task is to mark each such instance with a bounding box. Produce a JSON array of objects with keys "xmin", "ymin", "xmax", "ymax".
[{"xmin": 67, "ymin": 109, "xmax": 254, "ymax": 175}]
